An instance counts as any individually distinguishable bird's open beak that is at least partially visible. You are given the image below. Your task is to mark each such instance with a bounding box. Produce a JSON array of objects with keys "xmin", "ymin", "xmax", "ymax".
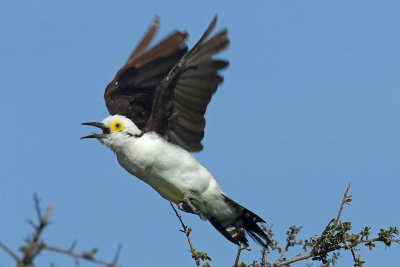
[{"xmin": 81, "ymin": 122, "xmax": 111, "ymax": 140}]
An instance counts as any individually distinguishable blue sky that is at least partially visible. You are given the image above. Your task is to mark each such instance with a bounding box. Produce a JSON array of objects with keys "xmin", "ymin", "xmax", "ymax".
[{"xmin": 1, "ymin": 1, "xmax": 399, "ymax": 266}]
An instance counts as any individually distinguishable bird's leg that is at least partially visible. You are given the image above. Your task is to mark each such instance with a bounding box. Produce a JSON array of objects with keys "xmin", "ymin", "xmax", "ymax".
[{"xmin": 177, "ymin": 191, "xmax": 204, "ymax": 215}]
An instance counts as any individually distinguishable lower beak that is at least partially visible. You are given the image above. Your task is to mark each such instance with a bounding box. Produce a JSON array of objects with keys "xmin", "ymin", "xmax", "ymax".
[{"xmin": 81, "ymin": 122, "xmax": 110, "ymax": 140}]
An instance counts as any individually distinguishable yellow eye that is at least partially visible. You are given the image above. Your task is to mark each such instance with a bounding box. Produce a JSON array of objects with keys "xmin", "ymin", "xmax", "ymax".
[{"xmin": 110, "ymin": 120, "xmax": 124, "ymax": 132}]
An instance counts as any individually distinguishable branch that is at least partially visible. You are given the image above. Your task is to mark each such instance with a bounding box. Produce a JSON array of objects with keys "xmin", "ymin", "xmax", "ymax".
[
  {"xmin": 273, "ymin": 226, "xmax": 302, "ymax": 265},
  {"xmin": 41, "ymin": 243, "xmax": 122, "ymax": 267},
  {"xmin": 312, "ymin": 183, "xmax": 351, "ymax": 253},
  {"xmin": 170, "ymin": 202, "xmax": 211, "ymax": 267},
  {"xmin": 276, "ymin": 185, "xmax": 351, "ymax": 266},
  {"xmin": 170, "ymin": 202, "xmax": 198, "ymax": 265},
  {"xmin": 0, "ymin": 241, "xmax": 21, "ymax": 263},
  {"xmin": 273, "ymin": 236, "xmax": 400, "ymax": 267},
  {"xmin": 22, "ymin": 197, "xmax": 55, "ymax": 265},
  {"xmin": 332, "ymin": 183, "xmax": 351, "ymax": 231},
  {"xmin": 1, "ymin": 195, "xmax": 121, "ymax": 267},
  {"xmin": 233, "ymin": 243, "xmax": 249, "ymax": 266},
  {"xmin": 270, "ymin": 184, "xmax": 399, "ymax": 267},
  {"xmin": 262, "ymin": 224, "xmax": 273, "ymax": 267},
  {"xmin": 361, "ymin": 238, "xmax": 400, "ymax": 244},
  {"xmin": 274, "ymin": 252, "xmax": 313, "ymax": 266}
]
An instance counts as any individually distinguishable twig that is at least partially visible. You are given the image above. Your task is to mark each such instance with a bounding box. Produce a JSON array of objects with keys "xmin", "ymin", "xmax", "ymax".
[
  {"xmin": 33, "ymin": 194, "xmax": 43, "ymax": 222},
  {"xmin": 2, "ymin": 195, "xmax": 121, "ymax": 267},
  {"xmin": 273, "ymin": 235, "xmax": 400, "ymax": 267},
  {"xmin": 263, "ymin": 247, "xmax": 268, "ymax": 267},
  {"xmin": 31, "ymin": 205, "xmax": 54, "ymax": 244},
  {"xmin": 41, "ymin": 243, "xmax": 120, "ymax": 267},
  {"xmin": 350, "ymin": 248, "xmax": 359, "ymax": 265},
  {"xmin": 274, "ymin": 226, "xmax": 299, "ymax": 264},
  {"xmin": 262, "ymin": 225, "xmax": 273, "ymax": 267},
  {"xmin": 274, "ymin": 252, "xmax": 313, "ymax": 266},
  {"xmin": 22, "ymin": 199, "xmax": 55, "ymax": 265},
  {"xmin": 332, "ymin": 183, "xmax": 351, "ymax": 232},
  {"xmin": 276, "ymin": 184, "xmax": 349, "ymax": 266},
  {"xmin": 233, "ymin": 244, "xmax": 248, "ymax": 266},
  {"xmin": 274, "ymin": 242, "xmax": 289, "ymax": 263},
  {"xmin": 111, "ymin": 244, "xmax": 123, "ymax": 266},
  {"xmin": 312, "ymin": 184, "xmax": 350, "ymax": 253},
  {"xmin": 233, "ymin": 245, "xmax": 241, "ymax": 266},
  {"xmin": 0, "ymin": 241, "xmax": 21, "ymax": 263},
  {"xmin": 23, "ymin": 242, "xmax": 122, "ymax": 267},
  {"xmin": 170, "ymin": 202, "xmax": 201, "ymax": 267},
  {"xmin": 273, "ymin": 184, "xmax": 400, "ymax": 266},
  {"xmin": 360, "ymin": 238, "xmax": 400, "ymax": 244},
  {"xmin": 69, "ymin": 240, "xmax": 77, "ymax": 252}
]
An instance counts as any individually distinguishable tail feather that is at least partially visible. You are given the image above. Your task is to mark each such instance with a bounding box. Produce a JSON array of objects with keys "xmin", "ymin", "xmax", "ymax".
[
  {"xmin": 209, "ymin": 217, "xmax": 245, "ymax": 245},
  {"xmin": 209, "ymin": 195, "xmax": 272, "ymax": 248}
]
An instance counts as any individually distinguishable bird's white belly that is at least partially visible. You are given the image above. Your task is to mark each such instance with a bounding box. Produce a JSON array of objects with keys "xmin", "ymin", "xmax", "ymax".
[
  {"xmin": 117, "ymin": 155, "xmax": 185, "ymax": 202},
  {"xmin": 115, "ymin": 137, "xmax": 213, "ymax": 204}
]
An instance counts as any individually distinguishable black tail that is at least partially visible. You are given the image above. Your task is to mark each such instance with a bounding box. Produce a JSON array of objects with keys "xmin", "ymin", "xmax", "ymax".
[{"xmin": 209, "ymin": 195, "xmax": 272, "ymax": 248}]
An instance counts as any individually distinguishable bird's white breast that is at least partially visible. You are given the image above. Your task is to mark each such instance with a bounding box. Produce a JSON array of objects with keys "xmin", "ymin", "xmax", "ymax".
[{"xmin": 111, "ymin": 132, "xmax": 217, "ymax": 204}]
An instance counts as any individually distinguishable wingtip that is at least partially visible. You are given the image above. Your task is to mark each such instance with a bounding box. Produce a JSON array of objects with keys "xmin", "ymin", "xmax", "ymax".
[
  {"xmin": 126, "ymin": 16, "xmax": 160, "ymax": 66},
  {"xmin": 211, "ymin": 14, "xmax": 218, "ymax": 26},
  {"xmin": 207, "ymin": 15, "xmax": 218, "ymax": 35},
  {"xmin": 152, "ymin": 15, "xmax": 160, "ymax": 27}
]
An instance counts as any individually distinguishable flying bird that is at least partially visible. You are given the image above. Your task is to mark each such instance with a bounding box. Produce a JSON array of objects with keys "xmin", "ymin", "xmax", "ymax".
[{"xmin": 82, "ymin": 16, "xmax": 271, "ymax": 248}]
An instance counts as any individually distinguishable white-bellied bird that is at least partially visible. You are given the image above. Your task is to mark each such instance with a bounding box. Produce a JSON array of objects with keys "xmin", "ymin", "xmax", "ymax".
[{"xmin": 81, "ymin": 16, "xmax": 271, "ymax": 248}]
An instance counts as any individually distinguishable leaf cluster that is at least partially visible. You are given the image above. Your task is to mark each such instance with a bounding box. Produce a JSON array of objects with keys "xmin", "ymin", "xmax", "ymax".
[{"xmin": 233, "ymin": 185, "xmax": 399, "ymax": 267}]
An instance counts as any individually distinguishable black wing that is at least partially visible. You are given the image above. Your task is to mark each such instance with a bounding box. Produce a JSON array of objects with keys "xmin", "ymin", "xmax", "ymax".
[
  {"xmin": 144, "ymin": 16, "xmax": 229, "ymax": 151},
  {"xmin": 104, "ymin": 17, "xmax": 189, "ymax": 129}
]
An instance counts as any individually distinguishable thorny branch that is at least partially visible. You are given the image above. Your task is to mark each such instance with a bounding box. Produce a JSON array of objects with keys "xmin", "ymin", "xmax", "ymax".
[
  {"xmin": 265, "ymin": 185, "xmax": 352, "ymax": 266},
  {"xmin": 233, "ymin": 243, "xmax": 249, "ymax": 267},
  {"xmin": 170, "ymin": 202, "xmax": 211, "ymax": 267},
  {"xmin": 0, "ymin": 194, "xmax": 121, "ymax": 267},
  {"xmin": 231, "ymin": 184, "xmax": 398, "ymax": 266},
  {"xmin": 311, "ymin": 183, "xmax": 351, "ymax": 254},
  {"xmin": 273, "ymin": 225, "xmax": 302, "ymax": 265},
  {"xmin": 266, "ymin": 184, "xmax": 399, "ymax": 267}
]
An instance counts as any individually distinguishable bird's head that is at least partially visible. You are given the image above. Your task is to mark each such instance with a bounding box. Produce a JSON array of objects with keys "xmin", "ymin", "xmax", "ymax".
[{"xmin": 81, "ymin": 115, "xmax": 142, "ymax": 147}]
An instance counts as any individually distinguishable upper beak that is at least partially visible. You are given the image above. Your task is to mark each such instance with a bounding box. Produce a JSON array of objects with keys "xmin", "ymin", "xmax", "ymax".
[{"xmin": 81, "ymin": 122, "xmax": 110, "ymax": 140}]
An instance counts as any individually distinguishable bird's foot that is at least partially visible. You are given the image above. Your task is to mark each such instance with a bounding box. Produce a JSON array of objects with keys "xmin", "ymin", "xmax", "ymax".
[{"xmin": 177, "ymin": 191, "xmax": 203, "ymax": 216}]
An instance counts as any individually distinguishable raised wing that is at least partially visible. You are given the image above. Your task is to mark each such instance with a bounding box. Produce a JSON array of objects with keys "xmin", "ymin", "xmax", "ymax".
[
  {"xmin": 145, "ymin": 16, "xmax": 229, "ymax": 151},
  {"xmin": 104, "ymin": 17, "xmax": 188, "ymax": 129}
]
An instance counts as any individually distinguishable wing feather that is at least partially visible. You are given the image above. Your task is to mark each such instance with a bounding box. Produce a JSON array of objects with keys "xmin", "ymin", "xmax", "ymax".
[
  {"xmin": 104, "ymin": 18, "xmax": 188, "ymax": 129},
  {"xmin": 185, "ymin": 31, "xmax": 229, "ymax": 65},
  {"xmin": 126, "ymin": 16, "xmax": 159, "ymax": 65},
  {"xmin": 175, "ymin": 116, "xmax": 205, "ymax": 133},
  {"xmin": 145, "ymin": 16, "xmax": 229, "ymax": 151},
  {"xmin": 174, "ymin": 88, "xmax": 211, "ymax": 112},
  {"xmin": 132, "ymin": 31, "xmax": 188, "ymax": 69},
  {"xmin": 166, "ymin": 131, "xmax": 204, "ymax": 151},
  {"xmin": 103, "ymin": 16, "xmax": 229, "ymax": 151},
  {"xmin": 172, "ymin": 101, "xmax": 206, "ymax": 122}
]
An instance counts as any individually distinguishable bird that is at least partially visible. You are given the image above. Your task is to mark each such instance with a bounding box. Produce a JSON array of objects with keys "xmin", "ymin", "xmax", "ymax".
[{"xmin": 81, "ymin": 16, "xmax": 271, "ymax": 248}]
